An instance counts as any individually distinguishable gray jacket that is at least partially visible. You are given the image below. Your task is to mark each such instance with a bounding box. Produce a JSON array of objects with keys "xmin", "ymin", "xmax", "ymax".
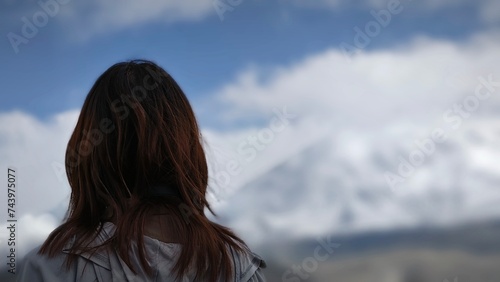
[{"xmin": 17, "ymin": 222, "xmax": 266, "ymax": 282}]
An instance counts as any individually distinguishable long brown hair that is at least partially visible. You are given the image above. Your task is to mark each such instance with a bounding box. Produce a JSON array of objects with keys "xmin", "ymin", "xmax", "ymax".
[{"xmin": 39, "ymin": 60, "xmax": 245, "ymax": 281}]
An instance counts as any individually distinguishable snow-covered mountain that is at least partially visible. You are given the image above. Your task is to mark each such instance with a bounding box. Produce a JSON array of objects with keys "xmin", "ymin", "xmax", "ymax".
[{"xmin": 209, "ymin": 118, "xmax": 500, "ymax": 245}]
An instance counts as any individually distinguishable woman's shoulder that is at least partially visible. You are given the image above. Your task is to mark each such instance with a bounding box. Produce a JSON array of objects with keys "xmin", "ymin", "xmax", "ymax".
[
  {"xmin": 151, "ymin": 236, "xmax": 267, "ymax": 281},
  {"xmin": 20, "ymin": 245, "xmax": 61, "ymax": 271},
  {"xmin": 18, "ymin": 225, "xmax": 267, "ymax": 282},
  {"xmin": 19, "ymin": 232, "xmax": 113, "ymax": 282},
  {"xmin": 18, "ymin": 245, "xmax": 72, "ymax": 282},
  {"xmin": 20, "ymin": 245, "xmax": 43, "ymax": 269},
  {"xmin": 229, "ymin": 245, "xmax": 267, "ymax": 282}
]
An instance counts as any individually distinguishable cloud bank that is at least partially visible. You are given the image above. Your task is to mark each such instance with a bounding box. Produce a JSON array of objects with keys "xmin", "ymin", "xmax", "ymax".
[{"xmin": 1, "ymin": 29, "xmax": 500, "ymax": 255}]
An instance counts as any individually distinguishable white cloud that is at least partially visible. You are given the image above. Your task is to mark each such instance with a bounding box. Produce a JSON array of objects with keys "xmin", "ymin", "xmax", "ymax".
[
  {"xmin": 203, "ymin": 116, "xmax": 331, "ymax": 207},
  {"xmin": 204, "ymin": 30, "xmax": 500, "ymax": 243},
  {"xmin": 58, "ymin": 0, "xmax": 215, "ymax": 40},
  {"xmin": 292, "ymin": 0, "xmax": 500, "ymax": 23},
  {"xmin": 214, "ymin": 118, "xmax": 500, "ymax": 244},
  {"xmin": 0, "ymin": 213, "xmax": 58, "ymax": 258},
  {"xmin": 212, "ymin": 30, "xmax": 500, "ymax": 128},
  {"xmin": 0, "ymin": 110, "xmax": 77, "ymax": 262},
  {"xmin": 0, "ymin": 110, "xmax": 78, "ymax": 217}
]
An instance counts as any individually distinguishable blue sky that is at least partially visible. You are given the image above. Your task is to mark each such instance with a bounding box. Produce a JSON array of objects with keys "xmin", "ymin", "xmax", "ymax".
[
  {"xmin": 0, "ymin": 0, "xmax": 496, "ymax": 124},
  {"xmin": 1, "ymin": 0, "xmax": 500, "ymax": 256}
]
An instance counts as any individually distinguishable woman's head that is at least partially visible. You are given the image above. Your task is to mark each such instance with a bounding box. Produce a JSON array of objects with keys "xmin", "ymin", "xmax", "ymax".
[
  {"xmin": 67, "ymin": 60, "xmax": 208, "ymax": 219},
  {"xmin": 40, "ymin": 60, "xmax": 244, "ymax": 281}
]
